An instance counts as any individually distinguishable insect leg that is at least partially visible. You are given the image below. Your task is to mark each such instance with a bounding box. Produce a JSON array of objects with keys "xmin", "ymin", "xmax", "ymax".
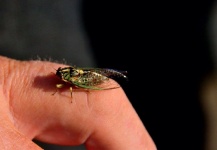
[
  {"xmin": 56, "ymin": 84, "xmax": 65, "ymax": 88},
  {"xmin": 70, "ymin": 86, "xmax": 73, "ymax": 103},
  {"xmin": 52, "ymin": 84, "xmax": 65, "ymax": 96}
]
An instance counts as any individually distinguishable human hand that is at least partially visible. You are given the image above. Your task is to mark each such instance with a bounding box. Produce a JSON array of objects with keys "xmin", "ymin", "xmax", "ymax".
[{"xmin": 0, "ymin": 56, "xmax": 156, "ymax": 150}]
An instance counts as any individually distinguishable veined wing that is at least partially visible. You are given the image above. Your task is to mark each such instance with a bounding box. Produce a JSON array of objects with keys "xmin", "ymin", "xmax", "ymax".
[
  {"xmin": 77, "ymin": 67, "xmax": 128, "ymax": 79},
  {"xmin": 72, "ymin": 79, "xmax": 121, "ymax": 90}
]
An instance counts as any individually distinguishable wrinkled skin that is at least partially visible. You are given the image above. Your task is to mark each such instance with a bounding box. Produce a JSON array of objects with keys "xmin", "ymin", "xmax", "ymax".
[{"xmin": 0, "ymin": 56, "xmax": 156, "ymax": 150}]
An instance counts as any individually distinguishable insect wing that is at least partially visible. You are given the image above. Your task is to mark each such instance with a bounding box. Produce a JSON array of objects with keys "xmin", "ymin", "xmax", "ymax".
[
  {"xmin": 80, "ymin": 68, "xmax": 127, "ymax": 79},
  {"xmin": 72, "ymin": 80, "xmax": 119, "ymax": 90},
  {"xmin": 71, "ymin": 69, "xmax": 121, "ymax": 90}
]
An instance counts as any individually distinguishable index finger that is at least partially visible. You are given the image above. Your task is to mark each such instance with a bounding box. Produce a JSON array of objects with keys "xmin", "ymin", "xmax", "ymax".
[{"xmin": 0, "ymin": 56, "xmax": 156, "ymax": 150}]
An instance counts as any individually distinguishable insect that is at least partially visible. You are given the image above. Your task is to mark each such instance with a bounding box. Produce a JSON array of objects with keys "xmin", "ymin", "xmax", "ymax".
[{"xmin": 53, "ymin": 66, "xmax": 127, "ymax": 101}]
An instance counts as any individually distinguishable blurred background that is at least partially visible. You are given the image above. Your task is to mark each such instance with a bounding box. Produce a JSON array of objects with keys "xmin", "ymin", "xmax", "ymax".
[{"xmin": 1, "ymin": 0, "xmax": 217, "ymax": 150}]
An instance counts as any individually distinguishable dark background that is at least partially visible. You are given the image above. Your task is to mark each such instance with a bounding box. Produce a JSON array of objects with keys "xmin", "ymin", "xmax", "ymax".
[
  {"xmin": 82, "ymin": 1, "xmax": 214, "ymax": 150},
  {"xmin": 83, "ymin": 0, "xmax": 213, "ymax": 150},
  {"xmin": 0, "ymin": 1, "xmax": 216, "ymax": 150}
]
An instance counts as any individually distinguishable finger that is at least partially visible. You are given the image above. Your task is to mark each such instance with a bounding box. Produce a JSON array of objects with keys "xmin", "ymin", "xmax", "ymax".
[
  {"xmin": 0, "ymin": 86, "xmax": 43, "ymax": 150},
  {"xmin": 0, "ymin": 56, "xmax": 156, "ymax": 149}
]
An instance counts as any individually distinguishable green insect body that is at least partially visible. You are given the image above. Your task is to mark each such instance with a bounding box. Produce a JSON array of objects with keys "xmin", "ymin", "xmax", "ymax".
[{"xmin": 53, "ymin": 66, "xmax": 127, "ymax": 100}]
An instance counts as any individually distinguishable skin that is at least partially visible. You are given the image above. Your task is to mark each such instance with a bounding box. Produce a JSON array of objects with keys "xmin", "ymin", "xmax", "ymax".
[{"xmin": 0, "ymin": 56, "xmax": 157, "ymax": 150}]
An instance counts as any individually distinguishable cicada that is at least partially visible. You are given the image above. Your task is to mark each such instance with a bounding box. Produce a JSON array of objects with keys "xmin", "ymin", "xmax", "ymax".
[{"xmin": 53, "ymin": 66, "xmax": 127, "ymax": 101}]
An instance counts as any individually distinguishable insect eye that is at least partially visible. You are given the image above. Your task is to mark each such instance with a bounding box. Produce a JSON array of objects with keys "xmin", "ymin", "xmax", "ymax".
[{"xmin": 56, "ymin": 67, "xmax": 62, "ymax": 77}]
